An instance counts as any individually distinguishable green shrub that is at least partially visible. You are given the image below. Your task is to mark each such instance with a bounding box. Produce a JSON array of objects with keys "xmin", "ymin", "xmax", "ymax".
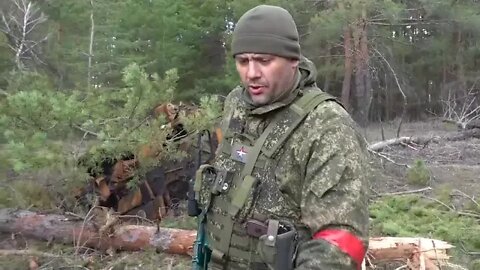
[
  {"xmin": 435, "ymin": 184, "xmax": 453, "ymax": 204},
  {"xmin": 0, "ymin": 180, "xmax": 55, "ymax": 209},
  {"xmin": 370, "ymin": 195, "xmax": 480, "ymax": 266},
  {"xmin": 406, "ymin": 159, "xmax": 430, "ymax": 186}
]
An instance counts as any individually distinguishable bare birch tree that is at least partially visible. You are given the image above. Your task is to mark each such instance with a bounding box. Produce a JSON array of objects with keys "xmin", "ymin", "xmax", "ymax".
[
  {"xmin": 87, "ymin": 0, "xmax": 95, "ymax": 90},
  {"xmin": 0, "ymin": 0, "xmax": 48, "ymax": 71},
  {"xmin": 442, "ymin": 84, "xmax": 480, "ymax": 130}
]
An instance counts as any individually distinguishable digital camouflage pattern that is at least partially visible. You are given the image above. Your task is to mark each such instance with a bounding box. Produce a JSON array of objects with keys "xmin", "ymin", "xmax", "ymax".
[{"xmin": 198, "ymin": 56, "xmax": 371, "ymax": 270}]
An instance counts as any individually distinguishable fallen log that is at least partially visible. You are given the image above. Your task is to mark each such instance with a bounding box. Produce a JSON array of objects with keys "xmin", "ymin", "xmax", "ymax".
[
  {"xmin": 368, "ymin": 136, "xmax": 439, "ymax": 152},
  {"xmin": 0, "ymin": 208, "xmax": 196, "ymax": 256},
  {"xmin": 368, "ymin": 128, "xmax": 480, "ymax": 152},
  {"xmin": 441, "ymin": 118, "xmax": 480, "ymax": 130},
  {"xmin": 0, "ymin": 208, "xmax": 455, "ymax": 269}
]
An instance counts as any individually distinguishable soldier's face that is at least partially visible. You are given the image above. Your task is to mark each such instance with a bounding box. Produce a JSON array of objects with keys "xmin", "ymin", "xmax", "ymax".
[{"xmin": 235, "ymin": 53, "xmax": 299, "ymax": 106}]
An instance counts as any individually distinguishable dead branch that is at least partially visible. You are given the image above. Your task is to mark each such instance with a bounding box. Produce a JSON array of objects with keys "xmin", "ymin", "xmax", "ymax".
[
  {"xmin": 421, "ymin": 195, "xmax": 480, "ymax": 219},
  {"xmin": 369, "ymin": 149, "xmax": 410, "ymax": 168},
  {"xmin": 373, "ymin": 48, "xmax": 407, "ymax": 138},
  {"xmin": 0, "ymin": 249, "xmax": 60, "ymax": 257},
  {"xmin": 442, "ymin": 84, "xmax": 480, "ymax": 130},
  {"xmin": 368, "ymin": 128, "xmax": 480, "ymax": 152},
  {"xmin": 368, "ymin": 135, "xmax": 439, "ymax": 152},
  {"xmin": 451, "ymin": 189, "xmax": 480, "ymax": 208},
  {"xmin": 375, "ymin": 187, "xmax": 432, "ymax": 197},
  {"xmin": 73, "ymin": 124, "xmax": 100, "ymax": 137},
  {"xmin": 460, "ymin": 242, "xmax": 480, "ymax": 256}
]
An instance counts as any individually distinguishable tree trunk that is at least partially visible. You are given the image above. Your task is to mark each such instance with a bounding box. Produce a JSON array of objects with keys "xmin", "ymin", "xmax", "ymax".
[
  {"xmin": 361, "ymin": 14, "xmax": 373, "ymax": 124},
  {"xmin": 352, "ymin": 8, "xmax": 370, "ymax": 128},
  {"xmin": 0, "ymin": 208, "xmax": 196, "ymax": 255},
  {"xmin": 341, "ymin": 25, "xmax": 353, "ymax": 110},
  {"xmin": 0, "ymin": 208, "xmax": 455, "ymax": 269},
  {"xmin": 455, "ymin": 28, "xmax": 466, "ymax": 95},
  {"xmin": 323, "ymin": 46, "xmax": 331, "ymax": 93}
]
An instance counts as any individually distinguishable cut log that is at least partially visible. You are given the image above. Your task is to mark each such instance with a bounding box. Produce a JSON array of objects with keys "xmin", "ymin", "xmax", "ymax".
[
  {"xmin": 367, "ymin": 237, "xmax": 454, "ymax": 269},
  {"xmin": 0, "ymin": 208, "xmax": 454, "ymax": 268}
]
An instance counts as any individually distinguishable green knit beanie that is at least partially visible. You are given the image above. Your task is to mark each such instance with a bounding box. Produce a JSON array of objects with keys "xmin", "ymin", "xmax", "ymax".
[{"xmin": 231, "ymin": 5, "xmax": 300, "ymax": 60}]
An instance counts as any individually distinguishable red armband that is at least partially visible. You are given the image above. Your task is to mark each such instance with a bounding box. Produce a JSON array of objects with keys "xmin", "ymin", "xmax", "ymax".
[{"xmin": 313, "ymin": 229, "xmax": 366, "ymax": 270}]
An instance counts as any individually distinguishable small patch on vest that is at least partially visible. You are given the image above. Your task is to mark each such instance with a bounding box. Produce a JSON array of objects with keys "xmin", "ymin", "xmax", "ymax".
[{"xmin": 231, "ymin": 143, "xmax": 250, "ymax": 163}]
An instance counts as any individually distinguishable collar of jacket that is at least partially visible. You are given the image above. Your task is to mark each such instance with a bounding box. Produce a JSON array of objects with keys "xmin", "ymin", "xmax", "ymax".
[{"xmin": 241, "ymin": 69, "xmax": 302, "ymax": 116}]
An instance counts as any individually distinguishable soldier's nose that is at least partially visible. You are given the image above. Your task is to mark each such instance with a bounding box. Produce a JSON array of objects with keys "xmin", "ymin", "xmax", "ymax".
[{"xmin": 246, "ymin": 62, "xmax": 261, "ymax": 79}]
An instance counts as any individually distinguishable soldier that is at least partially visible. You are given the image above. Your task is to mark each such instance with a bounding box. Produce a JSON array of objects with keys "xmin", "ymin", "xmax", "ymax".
[{"xmin": 192, "ymin": 4, "xmax": 371, "ymax": 270}]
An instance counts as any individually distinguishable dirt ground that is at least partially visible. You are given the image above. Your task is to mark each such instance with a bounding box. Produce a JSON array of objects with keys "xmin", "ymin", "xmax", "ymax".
[
  {"xmin": 365, "ymin": 119, "xmax": 480, "ymax": 198},
  {"xmin": 1, "ymin": 118, "xmax": 479, "ymax": 269}
]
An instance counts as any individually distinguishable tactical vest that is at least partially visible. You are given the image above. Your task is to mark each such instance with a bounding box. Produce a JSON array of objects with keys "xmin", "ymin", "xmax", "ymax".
[{"xmin": 194, "ymin": 89, "xmax": 339, "ymax": 269}]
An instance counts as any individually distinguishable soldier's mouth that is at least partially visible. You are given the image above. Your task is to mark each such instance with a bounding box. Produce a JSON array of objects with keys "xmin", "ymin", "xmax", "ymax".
[{"xmin": 249, "ymin": 85, "xmax": 265, "ymax": 95}]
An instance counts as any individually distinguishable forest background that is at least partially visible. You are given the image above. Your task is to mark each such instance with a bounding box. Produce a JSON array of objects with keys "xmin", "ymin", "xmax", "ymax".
[{"xmin": 1, "ymin": 0, "xmax": 480, "ymax": 269}]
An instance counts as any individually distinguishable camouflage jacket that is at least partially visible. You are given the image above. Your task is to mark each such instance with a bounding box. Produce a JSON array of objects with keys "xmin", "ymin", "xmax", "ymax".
[{"xmin": 199, "ymin": 57, "xmax": 370, "ymax": 270}]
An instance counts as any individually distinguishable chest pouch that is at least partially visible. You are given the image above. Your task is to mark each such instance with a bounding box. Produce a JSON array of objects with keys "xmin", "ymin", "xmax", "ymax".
[{"xmin": 211, "ymin": 168, "xmax": 234, "ymax": 195}]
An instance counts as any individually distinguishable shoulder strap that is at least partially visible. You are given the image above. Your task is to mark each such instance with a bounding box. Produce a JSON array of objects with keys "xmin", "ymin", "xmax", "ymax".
[
  {"xmin": 262, "ymin": 90, "xmax": 338, "ymax": 159},
  {"xmin": 237, "ymin": 89, "xmax": 338, "ymax": 178},
  {"xmin": 228, "ymin": 90, "xmax": 338, "ymax": 217}
]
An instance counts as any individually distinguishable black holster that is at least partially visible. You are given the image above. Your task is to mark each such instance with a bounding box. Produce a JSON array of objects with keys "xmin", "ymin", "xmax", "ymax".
[{"xmin": 256, "ymin": 220, "xmax": 297, "ymax": 270}]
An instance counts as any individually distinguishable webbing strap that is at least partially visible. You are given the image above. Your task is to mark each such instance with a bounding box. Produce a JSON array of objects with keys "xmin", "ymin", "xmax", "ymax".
[
  {"xmin": 228, "ymin": 175, "xmax": 257, "ymax": 217},
  {"xmin": 228, "ymin": 115, "xmax": 278, "ymax": 217},
  {"xmin": 242, "ymin": 116, "xmax": 277, "ymax": 178},
  {"xmin": 263, "ymin": 91, "xmax": 336, "ymax": 158},
  {"xmin": 217, "ymin": 116, "xmax": 279, "ymax": 258}
]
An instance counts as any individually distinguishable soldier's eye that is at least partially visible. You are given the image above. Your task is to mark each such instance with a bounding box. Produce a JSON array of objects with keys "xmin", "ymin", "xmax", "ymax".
[
  {"xmin": 258, "ymin": 57, "xmax": 271, "ymax": 64},
  {"xmin": 235, "ymin": 57, "xmax": 248, "ymax": 65}
]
